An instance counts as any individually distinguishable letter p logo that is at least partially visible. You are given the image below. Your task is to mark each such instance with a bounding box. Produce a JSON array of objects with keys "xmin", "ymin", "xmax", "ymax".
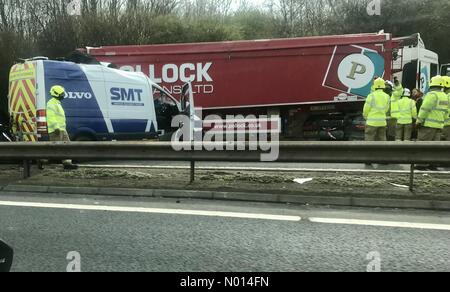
[
  {"xmin": 338, "ymin": 54, "xmax": 375, "ymax": 91},
  {"xmin": 347, "ymin": 62, "xmax": 367, "ymax": 80}
]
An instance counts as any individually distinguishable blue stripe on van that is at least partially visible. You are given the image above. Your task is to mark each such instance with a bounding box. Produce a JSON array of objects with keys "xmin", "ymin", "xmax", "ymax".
[
  {"xmin": 44, "ymin": 61, "xmax": 109, "ymax": 137},
  {"xmin": 111, "ymin": 120, "xmax": 148, "ymax": 133}
]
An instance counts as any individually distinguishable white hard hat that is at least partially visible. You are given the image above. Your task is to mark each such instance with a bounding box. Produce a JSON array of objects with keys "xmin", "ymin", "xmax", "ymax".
[
  {"xmin": 403, "ymin": 88, "xmax": 411, "ymax": 97},
  {"xmin": 385, "ymin": 80, "xmax": 394, "ymax": 88}
]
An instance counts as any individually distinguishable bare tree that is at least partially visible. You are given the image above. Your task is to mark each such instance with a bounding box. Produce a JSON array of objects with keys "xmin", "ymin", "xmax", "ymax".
[
  {"xmin": 144, "ymin": 0, "xmax": 180, "ymax": 15},
  {"xmin": 181, "ymin": 0, "xmax": 233, "ymax": 19}
]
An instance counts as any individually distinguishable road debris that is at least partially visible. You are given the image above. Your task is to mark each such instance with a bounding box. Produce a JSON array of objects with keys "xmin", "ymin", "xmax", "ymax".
[
  {"xmin": 390, "ymin": 183, "xmax": 409, "ymax": 189},
  {"xmin": 293, "ymin": 178, "xmax": 314, "ymax": 185}
]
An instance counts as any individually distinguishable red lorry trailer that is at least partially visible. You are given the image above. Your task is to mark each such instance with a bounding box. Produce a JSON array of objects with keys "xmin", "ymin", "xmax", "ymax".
[{"xmin": 87, "ymin": 33, "xmax": 407, "ymax": 140}]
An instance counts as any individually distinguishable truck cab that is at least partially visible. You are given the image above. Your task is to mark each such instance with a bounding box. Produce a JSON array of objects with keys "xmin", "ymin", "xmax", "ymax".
[
  {"xmin": 441, "ymin": 64, "xmax": 450, "ymax": 77},
  {"xmin": 392, "ymin": 34, "xmax": 440, "ymax": 93}
]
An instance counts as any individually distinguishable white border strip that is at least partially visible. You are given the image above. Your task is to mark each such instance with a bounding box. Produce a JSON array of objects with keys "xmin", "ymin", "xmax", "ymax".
[
  {"xmin": 351, "ymin": 44, "xmax": 378, "ymax": 53},
  {"xmin": 322, "ymin": 45, "xmax": 338, "ymax": 87}
]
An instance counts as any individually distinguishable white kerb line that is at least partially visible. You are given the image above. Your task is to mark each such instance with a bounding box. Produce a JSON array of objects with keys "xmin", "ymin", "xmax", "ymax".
[
  {"xmin": 0, "ymin": 201, "xmax": 301, "ymax": 222},
  {"xmin": 309, "ymin": 217, "xmax": 450, "ymax": 231}
]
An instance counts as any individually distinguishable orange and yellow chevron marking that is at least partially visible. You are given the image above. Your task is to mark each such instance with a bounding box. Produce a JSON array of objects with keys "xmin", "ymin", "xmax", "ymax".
[
  {"xmin": 10, "ymin": 63, "xmax": 35, "ymax": 82},
  {"xmin": 9, "ymin": 62, "xmax": 38, "ymax": 142}
]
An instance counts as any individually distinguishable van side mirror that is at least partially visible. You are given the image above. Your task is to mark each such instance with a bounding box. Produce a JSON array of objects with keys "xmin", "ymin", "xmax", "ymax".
[
  {"xmin": 180, "ymin": 97, "xmax": 187, "ymax": 112},
  {"xmin": 180, "ymin": 83, "xmax": 190, "ymax": 112},
  {"xmin": 0, "ymin": 240, "xmax": 13, "ymax": 272}
]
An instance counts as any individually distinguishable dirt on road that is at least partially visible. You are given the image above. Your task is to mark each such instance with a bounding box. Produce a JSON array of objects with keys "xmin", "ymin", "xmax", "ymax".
[{"xmin": 1, "ymin": 164, "xmax": 450, "ymax": 201}]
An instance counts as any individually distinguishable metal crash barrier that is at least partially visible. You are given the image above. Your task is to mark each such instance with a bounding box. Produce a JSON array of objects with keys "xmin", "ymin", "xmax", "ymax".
[{"xmin": 1, "ymin": 141, "xmax": 450, "ymax": 191}]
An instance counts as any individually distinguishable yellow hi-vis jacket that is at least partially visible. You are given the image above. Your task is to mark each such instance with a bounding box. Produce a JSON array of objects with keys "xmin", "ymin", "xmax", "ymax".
[
  {"xmin": 445, "ymin": 92, "xmax": 450, "ymax": 127},
  {"xmin": 418, "ymin": 90, "xmax": 449, "ymax": 129},
  {"xmin": 47, "ymin": 98, "xmax": 67, "ymax": 134},
  {"xmin": 363, "ymin": 90, "xmax": 390, "ymax": 127},
  {"xmin": 397, "ymin": 97, "xmax": 417, "ymax": 125},
  {"xmin": 388, "ymin": 85, "xmax": 403, "ymax": 119}
]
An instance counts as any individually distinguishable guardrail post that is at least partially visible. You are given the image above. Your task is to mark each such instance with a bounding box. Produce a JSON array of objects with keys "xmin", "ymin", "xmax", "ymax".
[
  {"xmin": 190, "ymin": 161, "xmax": 195, "ymax": 183},
  {"xmin": 23, "ymin": 160, "xmax": 31, "ymax": 179},
  {"xmin": 409, "ymin": 164, "xmax": 415, "ymax": 192}
]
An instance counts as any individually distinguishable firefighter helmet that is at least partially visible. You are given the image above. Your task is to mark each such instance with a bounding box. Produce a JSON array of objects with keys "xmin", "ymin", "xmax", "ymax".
[
  {"xmin": 385, "ymin": 80, "xmax": 394, "ymax": 88},
  {"xmin": 50, "ymin": 85, "xmax": 66, "ymax": 99},
  {"xmin": 403, "ymin": 88, "xmax": 411, "ymax": 97},
  {"xmin": 373, "ymin": 78, "xmax": 386, "ymax": 90},
  {"xmin": 442, "ymin": 76, "xmax": 450, "ymax": 89},
  {"xmin": 429, "ymin": 76, "xmax": 444, "ymax": 88}
]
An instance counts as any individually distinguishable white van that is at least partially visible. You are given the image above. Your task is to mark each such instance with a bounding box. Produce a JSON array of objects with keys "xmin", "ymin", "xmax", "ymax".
[{"xmin": 8, "ymin": 58, "xmax": 194, "ymax": 142}]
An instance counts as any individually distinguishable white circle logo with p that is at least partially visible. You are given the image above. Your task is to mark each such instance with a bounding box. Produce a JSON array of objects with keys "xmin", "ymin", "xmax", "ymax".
[
  {"xmin": 338, "ymin": 54, "xmax": 375, "ymax": 89},
  {"xmin": 420, "ymin": 72, "xmax": 428, "ymax": 93}
]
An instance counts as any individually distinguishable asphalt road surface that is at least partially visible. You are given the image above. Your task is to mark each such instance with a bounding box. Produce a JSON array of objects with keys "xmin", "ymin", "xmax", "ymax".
[{"xmin": 0, "ymin": 191, "xmax": 449, "ymax": 272}]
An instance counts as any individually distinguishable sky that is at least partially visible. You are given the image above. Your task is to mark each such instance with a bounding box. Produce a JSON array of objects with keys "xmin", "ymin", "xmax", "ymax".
[
  {"xmin": 231, "ymin": 0, "xmax": 269, "ymax": 10},
  {"xmin": 246, "ymin": 0, "xmax": 267, "ymax": 6}
]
